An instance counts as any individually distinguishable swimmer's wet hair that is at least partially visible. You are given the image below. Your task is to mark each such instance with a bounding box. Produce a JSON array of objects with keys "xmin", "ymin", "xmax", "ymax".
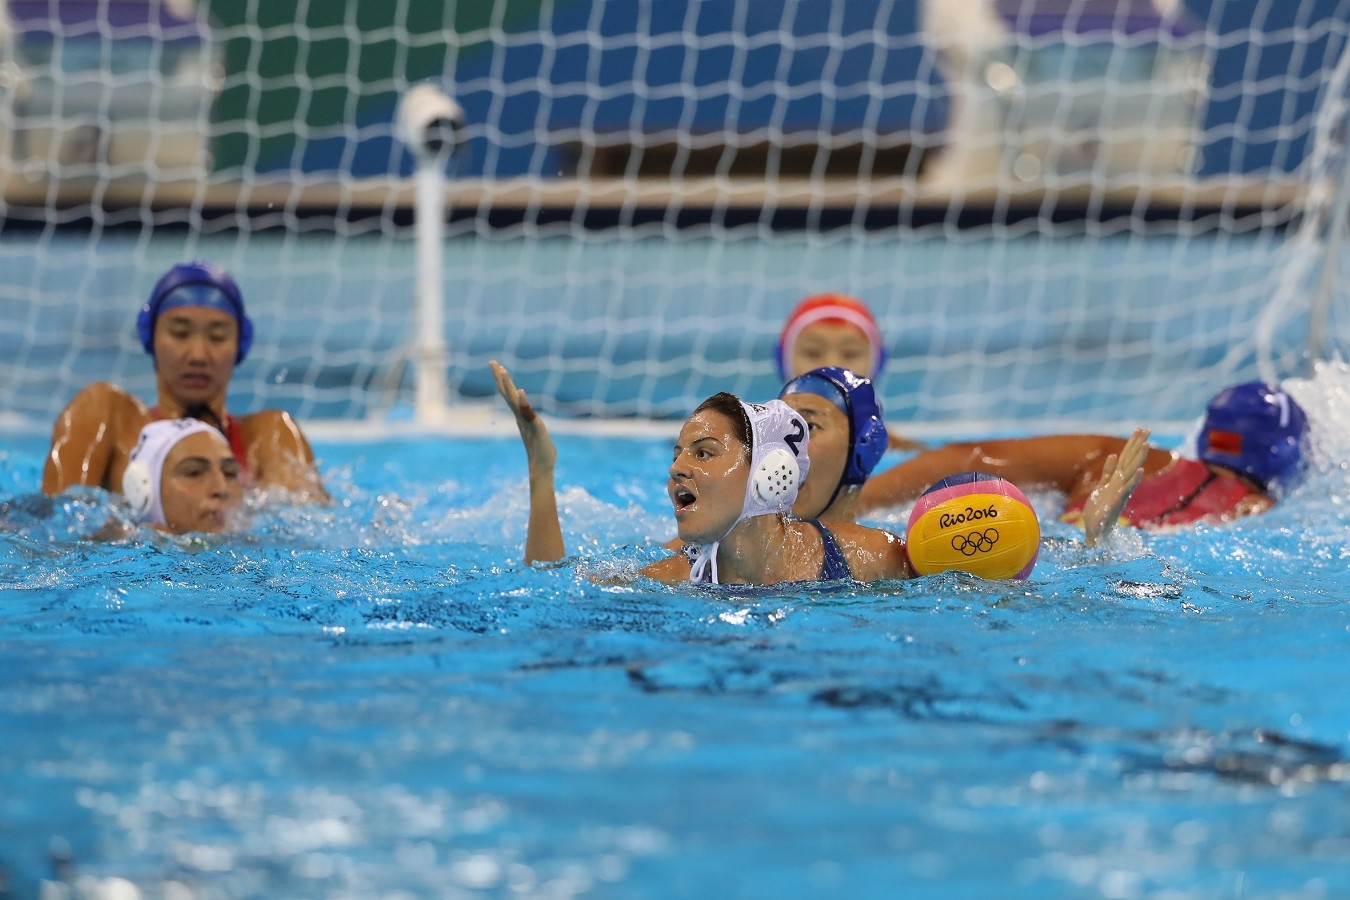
[{"xmin": 692, "ymin": 392, "xmax": 752, "ymax": 452}]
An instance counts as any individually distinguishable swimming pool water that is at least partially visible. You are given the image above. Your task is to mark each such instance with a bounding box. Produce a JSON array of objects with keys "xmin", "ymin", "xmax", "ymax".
[{"xmin": 2, "ymin": 409, "xmax": 1350, "ymax": 899}]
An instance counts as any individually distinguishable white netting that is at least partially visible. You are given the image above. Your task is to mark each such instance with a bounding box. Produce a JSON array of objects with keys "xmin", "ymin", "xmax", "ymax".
[
  {"xmin": 1257, "ymin": 29, "xmax": 1350, "ymax": 383},
  {"xmin": 0, "ymin": 0, "xmax": 1348, "ymax": 431}
]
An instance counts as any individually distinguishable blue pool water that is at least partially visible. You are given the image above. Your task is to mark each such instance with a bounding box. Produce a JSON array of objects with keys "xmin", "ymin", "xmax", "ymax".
[{"xmin": 2, "ymin": 389, "xmax": 1350, "ymax": 898}]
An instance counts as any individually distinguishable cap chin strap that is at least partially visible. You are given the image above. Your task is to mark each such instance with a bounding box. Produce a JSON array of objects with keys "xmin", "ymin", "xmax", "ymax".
[
  {"xmin": 819, "ymin": 479, "xmax": 850, "ymax": 520},
  {"xmin": 687, "ymin": 543, "xmax": 718, "ymax": 585}
]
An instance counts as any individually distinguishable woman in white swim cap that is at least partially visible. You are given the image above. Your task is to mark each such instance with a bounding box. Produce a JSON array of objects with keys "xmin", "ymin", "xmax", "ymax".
[
  {"xmin": 122, "ymin": 419, "xmax": 242, "ymax": 534},
  {"xmin": 491, "ymin": 362, "xmax": 915, "ymax": 586}
]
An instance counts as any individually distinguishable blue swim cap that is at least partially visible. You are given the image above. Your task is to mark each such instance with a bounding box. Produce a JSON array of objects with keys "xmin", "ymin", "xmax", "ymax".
[
  {"xmin": 137, "ymin": 261, "xmax": 254, "ymax": 364},
  {"xmin": 1198, "ymin": 382, "xmax": 1308, "ymax": 490},
  {"xmin": 779, "ymin": 366, "xmax": 888, "ymax": 486}
]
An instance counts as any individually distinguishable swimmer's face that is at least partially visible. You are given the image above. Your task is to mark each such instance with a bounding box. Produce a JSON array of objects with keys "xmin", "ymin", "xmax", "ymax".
[
  {"xmin": 159, "ymin": 430, "xmax": 242, "ymax": 534},
  {"xmin": 668, "ymin": 409, "xmax": 751, "ymax": 545},
  {"xmin": 781, "ymin": 393, "xmax": 849, "ymax": 520},
  {"xmin": 153, "ymin": 306, "xmax": 239, "ymax": 406},
  {"xmin": 789, "ymin": 322, "xmax": 873, "ymax": 379}
]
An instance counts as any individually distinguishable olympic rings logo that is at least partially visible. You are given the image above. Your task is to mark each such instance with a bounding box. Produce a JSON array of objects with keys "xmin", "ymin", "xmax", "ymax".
[{"xmin": 951, "ymin": 528, "xmax": 1000, "ymax": 556}]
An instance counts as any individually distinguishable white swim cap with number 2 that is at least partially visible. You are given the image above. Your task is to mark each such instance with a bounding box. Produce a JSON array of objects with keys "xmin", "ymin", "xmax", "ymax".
[{"xmin": 688, "ymin": 398, "xmax": 811, "ymax": 584}]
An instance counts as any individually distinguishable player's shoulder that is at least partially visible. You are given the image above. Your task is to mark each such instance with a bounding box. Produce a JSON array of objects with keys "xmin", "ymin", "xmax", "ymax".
[
  {"xmin": 825, "ymin": 520, "xmax": 910, "ymax": 578},
  {"xmin": 71, "ymin": 380, "xmax": 139, "ymax": 406},
  {"xmin": 639, "ymin": 553, "xmax": 693, "ymax": 583},
  {"xmin": 237, "ymin": 407, "xmax": 294, "ymax": 428},
  {"xmin": 63, "ymin": 381, "xmax": 147, "ymax": 423},
  {"xmin": 236, "ymin": 407, "xmax": 306, "ymax": 438},
  {"xmin": 235, "ymin": 408, "xmax": 317, "ymax": 459},
  {"xmin": 827, "ymin": 519, "xmax": 902, "ymax": 549}
]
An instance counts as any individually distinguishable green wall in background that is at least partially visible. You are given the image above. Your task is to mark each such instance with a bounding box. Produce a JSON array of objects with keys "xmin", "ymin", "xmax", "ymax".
[{"xmin": 203, "ymin": 0, "xmax": 545, "ymax": 174}]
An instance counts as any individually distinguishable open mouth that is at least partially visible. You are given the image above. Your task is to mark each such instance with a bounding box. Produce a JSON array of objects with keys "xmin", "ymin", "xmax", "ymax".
[{"xmin": 672, "ymin": 485, "xmax": 696, "ymax": 511}]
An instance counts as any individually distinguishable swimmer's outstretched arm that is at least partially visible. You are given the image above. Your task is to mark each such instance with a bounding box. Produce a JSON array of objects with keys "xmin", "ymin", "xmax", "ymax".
[
  {"xmin": 492, "ymin": 361, "xmax": 565, "ymax": 565},
  {"xmin": 1080, "ymin": 427, "xmax": 1149, "ymax": 547},
  {"xmin": 887, "ymin": 431, "xmax": 928, "ymax": 453},
  {"xmin": 859, "ymin": 432, "xmax": 1175, "ymax": 516}
]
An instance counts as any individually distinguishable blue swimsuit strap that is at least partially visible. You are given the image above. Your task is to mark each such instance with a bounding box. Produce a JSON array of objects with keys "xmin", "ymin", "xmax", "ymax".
[{"xmin": 806, "ymin": 519, "xmax": 853, "ymax": 582}]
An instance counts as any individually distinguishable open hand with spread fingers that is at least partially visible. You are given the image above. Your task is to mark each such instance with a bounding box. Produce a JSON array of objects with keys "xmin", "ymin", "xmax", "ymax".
[
  {"xmin": 492, "ymin": 360, "xmax": 565, "ymax": 564},
  {"xmin": 1082, "ymin": 427, "xmax": 1150, "ymax": 547},
  {"xmin": 492, "ymin": 360, "xmax": 557, "ymax": 476}
]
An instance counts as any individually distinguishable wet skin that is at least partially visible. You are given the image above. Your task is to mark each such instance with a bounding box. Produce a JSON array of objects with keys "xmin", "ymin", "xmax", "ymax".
[{"xmin": 667, "ymin": 409, "xmax": 752, "ymax": 546}]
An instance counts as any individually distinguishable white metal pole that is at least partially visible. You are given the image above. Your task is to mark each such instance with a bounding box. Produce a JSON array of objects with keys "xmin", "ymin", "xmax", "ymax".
[
  {"xmin": 1309, "ymin": 122, "xmax": 1350, "ymax": 369},
  {"xmin": 413, "ymin": 155, "xmax": 449, "ymax": 423}
]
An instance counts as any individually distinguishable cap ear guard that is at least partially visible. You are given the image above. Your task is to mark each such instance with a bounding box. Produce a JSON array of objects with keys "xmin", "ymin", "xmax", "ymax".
[
  {"xmin": 848, "ymin": 415, "xmax": 889, "ymax": 485},
  {"xmin": 135, "ymin": 303, "xmax": 155, "ymax": 355},
  {"xmin": 740, "ymin": 399, "xmax": 811, "ymax": 520},
  {"xmin": 235, "ymin": 315, "xmax": 255, "ymax": 363},
  {"xmin": 752, "ymin": 447, "xmax": 801, "ymax": 507},
  {"xmin": 121, "ymin": 459, "xmax": 155, "ymax": 519},
  {"xmin": 137, "ymin": 261, "xmax": 254, "ymax": 364}
]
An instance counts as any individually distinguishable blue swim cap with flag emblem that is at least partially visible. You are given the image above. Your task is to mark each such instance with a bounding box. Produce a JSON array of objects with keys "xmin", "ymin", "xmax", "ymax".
[{"xmin": 1198, "ymin": 382, "xmax": 1308, "ymax": 491}]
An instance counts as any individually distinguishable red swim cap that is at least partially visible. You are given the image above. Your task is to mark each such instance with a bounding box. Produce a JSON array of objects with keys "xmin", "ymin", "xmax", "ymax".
[{"xmin": 776, "ymin": 293, "xmax": 885, "ymax": 381}]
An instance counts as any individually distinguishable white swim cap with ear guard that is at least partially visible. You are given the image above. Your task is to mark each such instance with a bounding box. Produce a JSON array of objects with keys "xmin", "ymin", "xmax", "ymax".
[
  {"xmin": 122, "ymin": 419, "xmax": 227, "ymax": 526},
  {"xmin": 688, "ymin": 398, "xmax": 811, "ymax": 584}
]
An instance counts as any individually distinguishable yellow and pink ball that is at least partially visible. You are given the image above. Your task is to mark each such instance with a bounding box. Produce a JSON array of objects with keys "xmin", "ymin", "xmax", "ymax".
[{"xmin": 905, "ymin": 472, "xmax": 1041, "ymax": 580}]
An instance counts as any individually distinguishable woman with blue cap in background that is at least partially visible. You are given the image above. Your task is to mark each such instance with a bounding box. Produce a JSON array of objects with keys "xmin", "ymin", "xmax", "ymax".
[
  {"xmin": 42, "ymin": 261, "xmax": 326, "ymax": 503},
  {"xmin": 776, "ymin": 365, "xmax": 890, "ymax": 525},
  {"xmin": 858, "ymin": 382, "xmax": 1308, "ymax": 531}
]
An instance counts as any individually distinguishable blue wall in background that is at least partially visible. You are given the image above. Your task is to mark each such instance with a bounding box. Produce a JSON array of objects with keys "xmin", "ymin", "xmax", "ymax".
[
  {"xmin": 415, "ymin": 0, "xmax": 1349, "ymax": 180},
  {"xmin": 186, "ymin": 0, "xmax": 1350, "ymax": 179}
]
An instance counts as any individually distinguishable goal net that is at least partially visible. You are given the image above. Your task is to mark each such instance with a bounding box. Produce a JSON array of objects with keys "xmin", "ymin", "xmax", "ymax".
[{"xmin": 1, "ymin": 0, "xmax": 1348, "ymax": 432}]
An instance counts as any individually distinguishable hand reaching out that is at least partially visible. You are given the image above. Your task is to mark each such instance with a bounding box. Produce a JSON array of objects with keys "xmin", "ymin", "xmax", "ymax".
[
  {"xmin": 1082, "ymin": 427, "xmax": 1150, "ymax": 547},
  {"xmin": 492, "ymin": 360, "xmax": 565, "ymax": 564},
  {"xmin": 492, "ymin": 360, "xmax": 556, "ymax": 476}
]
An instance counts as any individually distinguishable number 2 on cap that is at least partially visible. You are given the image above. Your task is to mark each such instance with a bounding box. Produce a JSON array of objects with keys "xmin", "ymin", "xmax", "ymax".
[{"xmin": 784, "ymin": 418, "xmax": 805, "ymax": 457}]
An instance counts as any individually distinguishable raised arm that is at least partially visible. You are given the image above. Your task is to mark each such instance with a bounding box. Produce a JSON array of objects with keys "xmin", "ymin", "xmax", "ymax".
[
  {"xmin": 1079, "ymin": 427, "xmax": 1149, "ymax": 547},
  {"xmin": 492, "ymin": 361, "xmax": 566, "ymax": 565}
]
